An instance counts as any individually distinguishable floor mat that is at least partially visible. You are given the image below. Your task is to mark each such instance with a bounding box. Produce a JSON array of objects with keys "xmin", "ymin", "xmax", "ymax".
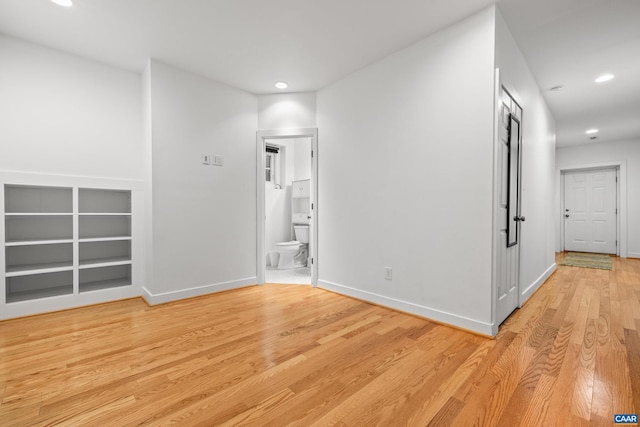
[{"xmin": 560, "ymin": 252, "xmax": 612, "ymax": 270}]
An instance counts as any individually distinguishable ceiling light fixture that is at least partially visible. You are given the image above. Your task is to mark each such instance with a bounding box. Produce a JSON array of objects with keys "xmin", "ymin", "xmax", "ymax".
[
  {"xmin": 274, "ymin": 81, "xmax": 288, "ymax": 90},
  {"xmin": 51, "ymin": 0, "xmax": 73, "ymax": 6},
  {"xmin": 585, "ymin": 128, "xmax": 599, "ymax": 134},
  {"xmin": 595, "ymin": 74, "xmax": 614, "ymax": 83},
  {"xmin": 548, "ymin": 85, "xmax": 564, "ymax": 92}
]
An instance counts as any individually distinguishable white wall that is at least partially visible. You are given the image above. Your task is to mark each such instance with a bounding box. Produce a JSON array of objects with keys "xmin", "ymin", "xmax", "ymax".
[
  {"xmin": 0, "ymin": 35, "xmax": 143, "ymax": 180},
  {"xmin": 316, "ymin": 8, "xmax": 497, "ymax": 334},
  {"xmin": 144, "ymin": 60, "xmax": 258, "ymax": 301},
  {"xmin": 556, "ymin": 139, "xmax": 640, "ymax": 258},
  {"xmin": 495, "ymin": 10, "xmax": 557, "ymax": 305},
  {"xmin": 258, "ymin": 93, "xmax": 316, "ymax": 129}
]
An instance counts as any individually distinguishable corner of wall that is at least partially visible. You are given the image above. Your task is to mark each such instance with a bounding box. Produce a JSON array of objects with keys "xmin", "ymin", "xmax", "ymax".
[
  {"xmin": 141, "ymin": 278, "xmax": 257, "ymax": 305},
  {"xmin": 317, "ymin": 280, "xmax": 496, "ymax": 336},
  {"xmin": 142, "ymin": 59, "xmax": 154, "ymax": 294}
]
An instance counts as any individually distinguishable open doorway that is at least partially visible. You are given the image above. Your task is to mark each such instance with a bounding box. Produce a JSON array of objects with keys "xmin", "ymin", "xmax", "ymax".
[{"xmin": 256, "ymin": 128, "xmax": 318, "ymax": 286}]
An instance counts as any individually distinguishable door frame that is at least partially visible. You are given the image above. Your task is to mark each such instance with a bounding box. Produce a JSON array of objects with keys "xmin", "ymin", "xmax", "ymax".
[
  {"xmin": 558, "ymin": 161, "xmax": 626, "ymax": 257},
  {"xmin": 256, "ymin": 128, "xmax": 318, "ymax": 286},
  {"xmin": 491, "ymin": 68, "xmax": 525, "ymax": 335}
]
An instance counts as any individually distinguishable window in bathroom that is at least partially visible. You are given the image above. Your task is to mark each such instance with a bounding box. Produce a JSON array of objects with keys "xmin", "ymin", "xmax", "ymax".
[
  {"xmin": 265, "ymin": 144, "xmax": 282, "ymax": 188},
  {"xmin": 266, "ymin": 152, "xmax": 275, "ymax": 182}
]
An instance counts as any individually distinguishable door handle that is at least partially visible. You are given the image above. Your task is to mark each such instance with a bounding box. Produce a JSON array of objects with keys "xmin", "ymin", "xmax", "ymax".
[
  {"xmin": 565, "ymin": 214, "xmax": 570, "ymax": 218},
  {"xmin": 307, "ymin": 216, "xmax": 312, "ymax": 219},
  {"xmin": 513, "ymin": 216, "xmax": 526, "ymax": 222}
]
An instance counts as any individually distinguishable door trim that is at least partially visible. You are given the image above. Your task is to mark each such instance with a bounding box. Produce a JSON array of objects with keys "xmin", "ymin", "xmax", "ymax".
[
  {"xmin": 491, "ymin": 68, "xmax": 501, "ymax": 336},
  {"xmin": 558, "ymin": 161, "xmax": 627, "ymax": 258},
  {"xmin": 256, "ymin": 128, "xmax": 318, "ymax": 286}
]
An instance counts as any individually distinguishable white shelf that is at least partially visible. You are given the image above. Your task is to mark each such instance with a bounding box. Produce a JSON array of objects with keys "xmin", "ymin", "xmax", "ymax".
[
  {"xmin": 78, "ymin": 212, "xmax": 132, "ymax": 216},
  {"xmin": 5, "ymin": 212, "xmax": 73, "ymax": 216},
  {"xmin": 6, "ymin": 238, "xmax": 74, "ymax": 247},
  {"xmin": 6, "ymin": 285, "xmax": 73, "ymax": 303},
  {"xmin": 79, "ymin": 257, "xmax": 131, "ymax": 269},
  {"xmin": 79, "ymin": 236, "xmax": 132, "ymax": 243},
  {"xmin": 5, "ymin": 262, "xmax": 74, "ymax": 277},
  {"xmin": 79, "ymin": 278, "xmax": 131, "ymax": 293}
]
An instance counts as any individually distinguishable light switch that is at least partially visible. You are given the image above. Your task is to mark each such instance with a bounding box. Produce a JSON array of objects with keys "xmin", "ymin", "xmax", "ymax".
[
  {"xmin": 212, "ymin": 155, "xmax": 224, "ymax": 166},
  {"xmin": 202, "ymin": 154, "xmax": 211, "ymax": 165}
]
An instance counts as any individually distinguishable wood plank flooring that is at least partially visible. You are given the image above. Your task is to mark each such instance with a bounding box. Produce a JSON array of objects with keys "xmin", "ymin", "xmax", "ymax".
[{"xmin": 1, "ymin": 253, "xmax": 639, "ymax": 426}]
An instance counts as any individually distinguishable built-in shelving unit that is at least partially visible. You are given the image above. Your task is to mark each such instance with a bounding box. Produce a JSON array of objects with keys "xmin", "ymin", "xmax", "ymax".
[
  {"xmin": 78, "ymin": 188, "xmax": 132, "ymax": 293},
  {"xmin": 4, "ymin": 185, "xmax": 74, "ymax": 302},
  {"xmin": 1, "ymin": 180, "xmax": 140, "ymax": 319}
]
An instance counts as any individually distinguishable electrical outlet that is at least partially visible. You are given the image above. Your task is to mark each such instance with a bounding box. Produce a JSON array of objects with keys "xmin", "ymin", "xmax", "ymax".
[
  {"xmin": 202, "ymin": 154, "xmax": 211, "ymax": 165},
  {"xmin": 384, "ymin": 267, "xmax": 392, "ymax": 280}
]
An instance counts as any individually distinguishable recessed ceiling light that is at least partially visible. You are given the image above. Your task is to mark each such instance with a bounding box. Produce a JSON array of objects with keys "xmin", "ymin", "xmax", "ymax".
[
  {"xmin": 595, "ymin": 74, "xmax": 614, "ymax": 83},
  {"xmin": 51, "ymin": 0, "xmax": 73, "ymax": 6},
  {"xmin": 585, "ymin": 128, "xmax": 599, "ymax": 134},
  {"xmin": 274, "ymin": 81, "xmax": 288, "ymax": 90}
]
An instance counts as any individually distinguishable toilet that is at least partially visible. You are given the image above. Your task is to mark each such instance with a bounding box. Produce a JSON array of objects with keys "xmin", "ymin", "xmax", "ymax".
[{"xmin": 272, "ymin": 225, "xmax": 309, "ymax": 270}]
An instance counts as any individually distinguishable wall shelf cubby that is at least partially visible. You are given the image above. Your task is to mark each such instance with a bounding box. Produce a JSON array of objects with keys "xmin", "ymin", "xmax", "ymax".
[
  {"xmin": 79, "ymin": 188, "xmax": 131, "ymax": 214},
  {"xmin": 2, "ymin": 181, "xmax": 139, "ymax": 317},
  {"xmin": 5, "ymin": 242, "xmax": 73, "ymax": 275},
  {"xmin": 6, "ymin": 270, "xmax": 74, "ymax": 303},
  {"xmin": 5, "ymin": 215, "xmax": 73, "ymax": 244},
  {"xmin": 79, "ymin": 264, "xmax": 131, "ymax": 293},
  {"xmin": 79, "ymin": 215, "xmax": 131, "ymax": 240},
  {"xmin": 79, "ymin": 240, "xmax": 131, "ymax": 268},
  {"xmin": 4, "ymin": 185, "xmax": 73, "ymax": 214}
]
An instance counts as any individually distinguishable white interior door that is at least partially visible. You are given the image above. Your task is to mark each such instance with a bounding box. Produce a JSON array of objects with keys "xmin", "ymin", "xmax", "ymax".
[
  {"xmin": 564, "ymin": 169, "xmax": 617, "ymax": 254},
  {"xmin": 495, "ymin": 86, "xmax": 523, "ymax": 326}
]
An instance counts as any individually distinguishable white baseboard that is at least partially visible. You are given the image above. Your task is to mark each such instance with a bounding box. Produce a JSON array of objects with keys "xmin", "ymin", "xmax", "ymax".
[
  {"xmin": 142, "ymin": 277, "xmax": 257, "ymax": 305},
  {"xmin": 628, "ymin": 252, "xmax": 640, "ymax": 259},
  {"xmin": 317, "ymin": 280, "xmax": 495, "ymax": 337},
  {"xmin": 520, "ymin": 263, "xmax": 556, "ymax": 306}
]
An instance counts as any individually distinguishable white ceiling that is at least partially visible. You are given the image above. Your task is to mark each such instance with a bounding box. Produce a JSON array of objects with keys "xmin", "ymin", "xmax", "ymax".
[
  {"xmin": 499, "ymin": 0, "xmax": 640, "ymax": 147},
  {"xmin": 0, "ymin": 0, "xmax": 638, "ymax": 147}
]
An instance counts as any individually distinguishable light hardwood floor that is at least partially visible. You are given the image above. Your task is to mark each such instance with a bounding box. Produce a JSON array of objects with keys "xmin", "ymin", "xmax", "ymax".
[{"xmin": 1, "ymin": 253, "xmax": 639, "ymax": 426}]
